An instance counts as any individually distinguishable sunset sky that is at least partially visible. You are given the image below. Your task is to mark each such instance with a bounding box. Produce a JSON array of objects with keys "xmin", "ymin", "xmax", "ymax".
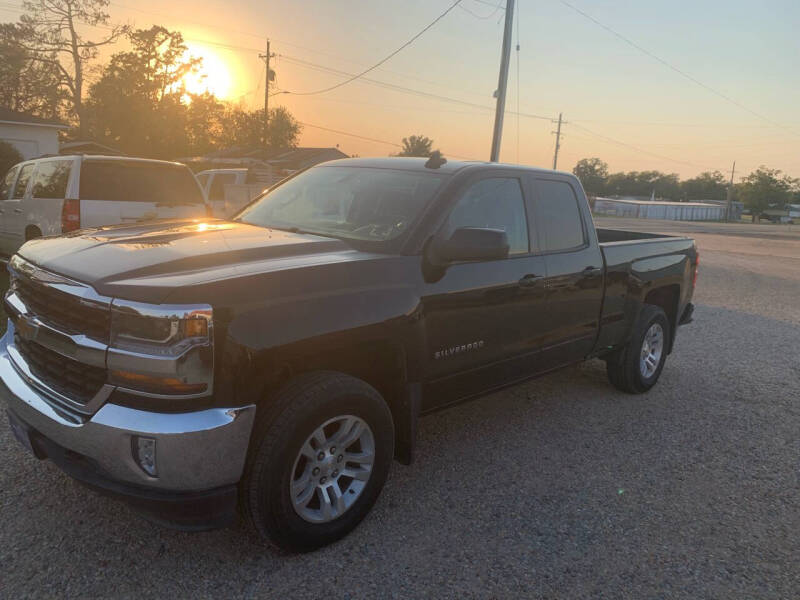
[{"xmin": 2, "ymin": 0, "xmax": 798, "ymax": 179}]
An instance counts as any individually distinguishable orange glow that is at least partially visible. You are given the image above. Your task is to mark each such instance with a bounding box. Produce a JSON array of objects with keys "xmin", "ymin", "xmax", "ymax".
[{"xmin": 182, "ymin": 43, "xmax": 233, "ymax": 99}]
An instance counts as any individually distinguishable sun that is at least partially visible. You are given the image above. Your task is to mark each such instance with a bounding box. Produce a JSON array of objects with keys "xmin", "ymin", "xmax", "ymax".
[{"xmin": 182, "ymin": 43, "xmax": 233, "ymax": 99}]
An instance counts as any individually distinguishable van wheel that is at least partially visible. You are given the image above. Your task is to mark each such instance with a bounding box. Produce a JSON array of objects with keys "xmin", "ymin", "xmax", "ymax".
[
  {"xmin": 606, "ymin": 305, "xmax": 670, "ymax": 394},
  {"xmin": 25, "ymin": 226, "xmax": 42, "ymax": 241},
  {"xmin": 240, "ymin": 371, "xmax": 394, "ymax": 552}
]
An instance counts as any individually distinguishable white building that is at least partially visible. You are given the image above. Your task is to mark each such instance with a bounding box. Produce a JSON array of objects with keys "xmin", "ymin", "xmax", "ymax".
[
  {"xmin": 0, "ymin": 107, "xmax": 67, "ymax": 160},
  {"xmin": 593, "ymin": 197, "xmax": 726, "ymax": 221}
]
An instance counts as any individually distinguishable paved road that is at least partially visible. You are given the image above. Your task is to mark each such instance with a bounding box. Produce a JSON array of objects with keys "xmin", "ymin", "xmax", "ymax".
[{"xmin": 2, "ymin": 220, "xmax": 799, "ymax": 598}]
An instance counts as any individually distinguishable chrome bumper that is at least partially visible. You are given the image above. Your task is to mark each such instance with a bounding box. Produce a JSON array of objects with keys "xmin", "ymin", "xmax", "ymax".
[{"xmin": 1, "ymin": 327, "xmax": 255, "ymax": 492}]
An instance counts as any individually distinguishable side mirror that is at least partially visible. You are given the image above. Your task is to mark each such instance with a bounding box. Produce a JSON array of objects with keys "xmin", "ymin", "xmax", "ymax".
[{"xmin": 433, "ymin": 227, "xmax": 510, "ymax": 263}]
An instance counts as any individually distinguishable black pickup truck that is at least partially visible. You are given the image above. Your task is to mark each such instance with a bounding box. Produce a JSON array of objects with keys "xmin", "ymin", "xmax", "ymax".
[{"xmin": 2, "ymin": 157, "xmax": 697, "ymax": 551}]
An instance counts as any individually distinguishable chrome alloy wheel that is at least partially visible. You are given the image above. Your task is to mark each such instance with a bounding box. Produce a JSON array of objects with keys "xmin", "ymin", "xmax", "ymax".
[
  {"xmin": 290, "ymin": 415, "xmax": 375, "ymax": 524},
  {"xmin": 640, "ymin": 323, "xmax": 664, "ymax": 379}
]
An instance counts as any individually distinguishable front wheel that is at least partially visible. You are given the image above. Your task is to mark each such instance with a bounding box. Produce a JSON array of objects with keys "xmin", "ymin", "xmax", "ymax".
[
  {"xmin": 606, "ymin": 304, "xmax": 671, "ymax": 394},
  {"xmin": 240, "ymin": 371, "xmax": 394, "ymax": 552}
]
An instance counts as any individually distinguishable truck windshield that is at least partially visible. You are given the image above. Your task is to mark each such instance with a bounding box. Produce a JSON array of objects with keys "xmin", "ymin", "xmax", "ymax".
[{"xmin": 236, "ymin": 166, "xmax": 447, "ymax": 241}]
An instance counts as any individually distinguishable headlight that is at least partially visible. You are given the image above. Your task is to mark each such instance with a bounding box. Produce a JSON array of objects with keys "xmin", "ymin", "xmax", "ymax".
[
  {"xmin": 108, "ymin": 301, "xmax": 213, "ymax": 397},
  {"xmin": 111, "ymin": 306, "xmax": 211, "ymax": 354}
]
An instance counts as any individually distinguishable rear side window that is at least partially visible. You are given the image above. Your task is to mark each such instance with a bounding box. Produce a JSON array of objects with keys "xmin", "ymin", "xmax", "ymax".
[
  {"xmin": 0, "ymin": 166, "xmax": 20, "ymax": 200},
  {"xmin": 535, "ymin": 179, "xmax": 586, "ymax": 252},
  {"xmin": 79, "ymin": 161, "xmax": 205, "ymax": 204},
  {"xmin": 12, "ymin": 164, "xmax": 34, "ymax": 199},
  {"xmin": 31, "ymin": 160, "xmax": 72, "ymax": 198},
  {"xmin": 445, "ymin": 177, "xmax": 529, "ymax": 255},
  {"xmin": 209, "ymin": 173, "xmax": 237, "ymax": 202}
]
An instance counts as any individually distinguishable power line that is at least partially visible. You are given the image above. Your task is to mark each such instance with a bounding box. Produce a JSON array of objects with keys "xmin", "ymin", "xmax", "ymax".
[
  {"xmin": 569, "ymin": 122, "xmax": 723, "ymax": 171},
  {"xmin": 281, "ymin": 0, "xmax": 464, "ymax": 96},
  {"xmin": 458, "ymin": 0, "xmax": 504, "ymax": 20},
  {"xmin": 558, "ymin": 0, "xmax": 800, "ymax": 137},
  {"xmin": 279, "ymin": 54, "xmax": 553, "ymax": 121},
  {"xmin": 299, "ymin": 121, "xmax": 474, "ymax": 160}
]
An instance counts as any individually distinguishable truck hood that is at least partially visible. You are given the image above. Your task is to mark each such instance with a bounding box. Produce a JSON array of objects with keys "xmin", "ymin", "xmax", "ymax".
[{"xmin": 17, "ymin": 219, "xmax": 363, "ymax": 301}]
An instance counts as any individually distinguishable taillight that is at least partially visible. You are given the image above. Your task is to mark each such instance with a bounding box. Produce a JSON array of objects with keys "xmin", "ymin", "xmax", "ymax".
[
  {"xmin": 61, "ymin": 199, "xmax": 80, "ymax": 232},
  {"xmin": 693, "ymin": 252, "xmax": 700, "ymax": 287}
]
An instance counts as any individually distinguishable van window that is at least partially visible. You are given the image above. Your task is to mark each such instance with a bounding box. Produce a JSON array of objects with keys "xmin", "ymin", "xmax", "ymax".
[
  {"xmin": 0, "ymin": 166, "xmax": 19, "ymax": 200},
  {"xmin": 12, "ymin": 164, "xmax": 34, "ymax": 199},
  {"xmin": 196, "ymin": 173, "xmax": 209, "ymax": 187},
  {"xmin": 209, "ymin": 173, "xmax": 237, "ymax": 202},
  {"xmin": 79, "ymin": 161, "xmax": 204, "ymax": 204},
  {"xmin": 31, "ymin": 160, "xmax": 72, "ymax": 198}
]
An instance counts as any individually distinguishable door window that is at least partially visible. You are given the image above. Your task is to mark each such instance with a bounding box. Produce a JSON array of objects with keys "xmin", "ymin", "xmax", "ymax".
[
  {"xmin": 209, "ymin": 173, "xmax": 237, "ymax": 202},
  {"xmin": 445, "ymin": 177, "xmax": 529, "ymax": 255},
  {"xmin": 31, "ymin": 160, "xmax": 72, "ymax": 198},
  {"xmin": 0, "ymin": 166, "xmax": 20, "ymax": 200},
  {"xmin": 536, "ymin": 180, "xmax": 586, "ymax": 252},
  {"xmin": 12, "ymin": 164, "xmax": 34, "ymax": 199}
]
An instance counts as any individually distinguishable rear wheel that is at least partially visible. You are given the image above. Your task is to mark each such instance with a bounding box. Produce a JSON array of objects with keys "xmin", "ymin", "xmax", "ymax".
[
  {"xmin": 240, "ymin": 371, "xmax": 394, "ymax": 552},
  {"xmin": 606, "ymin": 304, "xmax": 670, "ymax": 394}
]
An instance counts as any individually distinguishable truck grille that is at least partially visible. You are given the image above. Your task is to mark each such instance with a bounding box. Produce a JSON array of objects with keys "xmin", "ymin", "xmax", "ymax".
[
  {"xmin": 14, "ymin": 273, "xmax": 110, "ymax": 342},
  {"xmin": 14, "ymin": 334, "xmax": 107, "ymax": 404}
]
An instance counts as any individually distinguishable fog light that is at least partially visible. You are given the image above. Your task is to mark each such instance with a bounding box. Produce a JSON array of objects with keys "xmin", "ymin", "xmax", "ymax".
[{"xmin": 133, "ymin": 436, "xmax": 157, "ymax": 477}]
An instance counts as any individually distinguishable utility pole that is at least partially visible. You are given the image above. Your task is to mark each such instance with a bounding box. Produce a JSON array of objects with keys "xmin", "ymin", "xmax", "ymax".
[
  {"xmin": 552, "ymin": 112, "xmax": 564, "ymax": 170},
  {"xmin": 490, "ymin": 0, "xmax": 515, "ymax": 162},
  {"xmin": 259, "ymin": 40, "xmax": 274, "ymax": 150},
  {"xmin": 726, "ymin": 160, "xmax": 736, "ymax": 222}
]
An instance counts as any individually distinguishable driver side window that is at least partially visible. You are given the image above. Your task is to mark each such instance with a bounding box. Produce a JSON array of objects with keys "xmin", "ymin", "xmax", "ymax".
[{"xmin": 445, "ymin": 177, "xmax": 529, "ymax": 255}]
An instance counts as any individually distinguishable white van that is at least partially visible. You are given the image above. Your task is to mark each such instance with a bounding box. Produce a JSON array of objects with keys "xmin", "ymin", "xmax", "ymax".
[
  {"xmin": 0, "ymin": 155, "xmax": 208, "ymax": 255},
  {"xmin": 195, "ymin": 168, "xmax": 275, "ymax": 217}
]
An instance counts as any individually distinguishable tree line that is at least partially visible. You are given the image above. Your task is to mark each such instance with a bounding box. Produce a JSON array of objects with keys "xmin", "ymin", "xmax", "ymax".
[
  {"xmin": 573, "ymin": 157, "xmax": 799, "ymax": 218},
  {"xmin": 1, "ymin": 0, "xmax": 301, "ymax": 159}
]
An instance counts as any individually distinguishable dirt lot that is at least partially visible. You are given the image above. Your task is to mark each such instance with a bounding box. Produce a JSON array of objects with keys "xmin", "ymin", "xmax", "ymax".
[{"xmin": 1, "ymin": 219, "xmax": 799, "ymax": 598}]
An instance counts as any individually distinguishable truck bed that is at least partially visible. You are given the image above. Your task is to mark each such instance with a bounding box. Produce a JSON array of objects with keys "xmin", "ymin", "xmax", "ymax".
[{"xmin": 593, "ymin": 227, "xmax": 697, "ymax": 354}]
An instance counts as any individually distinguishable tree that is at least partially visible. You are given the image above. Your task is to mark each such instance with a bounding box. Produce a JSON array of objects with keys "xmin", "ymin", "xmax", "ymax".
[
  {"xmin": 0, "ymin": 141, "xmax": 24, "ymax": 176},
  {"xmin": 681, "ymin": 171, "xmax": 727, "ymax": 201},
  {"xmin": 396, "ymin": 135, "xmax": 436, "ymax": 157},
  {"xmin": 19, "ymin": 0, "xmax": 126, "ymax": 135},
  {"xmin": 0, "ymin": 23, "xmax": 64, "ymax": 117},
  {"xmin": 605, "ymin": 170, "xmax": 681, "ymax": 200},
  {"xmin": 573, "ymin": 157, "xmax": 608, "ymax": 197},
  {"xmin": 85, "ymin": 26, "xmax": 198, "ymax": 157},
  {"xmin": 738, "ymin": 166, "xmax": 795, "ymax": 222},
  {"xmin": 212, "ymin": 106, "xmax": 302, "ymax": 152}
]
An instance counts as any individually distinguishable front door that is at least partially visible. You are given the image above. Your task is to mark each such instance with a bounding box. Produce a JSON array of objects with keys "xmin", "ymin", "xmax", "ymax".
[
  {"xmin": 421, "ymin": 175, "xmax": 548, "ymax": 410},
  {"xmin": 0, "ymin": 163, "xmax": 33, "ymax": 254}
]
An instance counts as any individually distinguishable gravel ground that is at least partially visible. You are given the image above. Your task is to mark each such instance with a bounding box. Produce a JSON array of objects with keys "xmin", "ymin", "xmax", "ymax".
[{"xmin": 1, "ymin": 220, "xmax": 799, "ymax": 599}]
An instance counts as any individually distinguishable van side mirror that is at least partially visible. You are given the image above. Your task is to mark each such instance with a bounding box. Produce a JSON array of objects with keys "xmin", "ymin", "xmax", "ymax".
[{"xmin": 432, "ymin": 227, "xmax": 510, "ymax": 263}]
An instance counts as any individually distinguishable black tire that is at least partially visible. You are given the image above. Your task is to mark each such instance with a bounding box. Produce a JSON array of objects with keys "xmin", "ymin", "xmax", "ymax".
[
  {"xmin": 606, "ymin": 304, "xmax": 671, "ymax": 394},
  {"xmin": 240, "ymin": 371, "xmax": 394, "ymax": 552}
]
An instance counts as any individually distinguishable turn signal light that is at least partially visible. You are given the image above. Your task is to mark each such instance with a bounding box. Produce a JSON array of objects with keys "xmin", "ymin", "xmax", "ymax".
[{"xmin": 111, "ymin": 370, "xmax": 208, "ymax": 395}]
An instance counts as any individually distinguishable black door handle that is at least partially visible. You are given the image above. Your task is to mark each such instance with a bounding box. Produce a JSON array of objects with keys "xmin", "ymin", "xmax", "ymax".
[{"xmin": 519, "ymin": 274, "xmax": 544, "ymax": 288}]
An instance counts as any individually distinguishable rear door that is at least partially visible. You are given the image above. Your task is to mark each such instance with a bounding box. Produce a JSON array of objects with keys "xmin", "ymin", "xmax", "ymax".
[
  {"xmin": 531, "ymin": 175, "xmax": 604, "ymax": 369},
  {"xmin": 421, "ymin": 173, "xmax": 549, "ymax": 409},
  {"xmin": 0, "ymin": 163, "xmax": 34, "ymax": 254},
  {"xmin": 207, "ymin": 172, "xmax": 237, "ymax": 217},
  {"xmin": 78, "ymin": 160, "xmax": 207, "ymax": 228},
  {"xmin": 27, "ymin": 157, "xmax": 74, "ymax": 235}
]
